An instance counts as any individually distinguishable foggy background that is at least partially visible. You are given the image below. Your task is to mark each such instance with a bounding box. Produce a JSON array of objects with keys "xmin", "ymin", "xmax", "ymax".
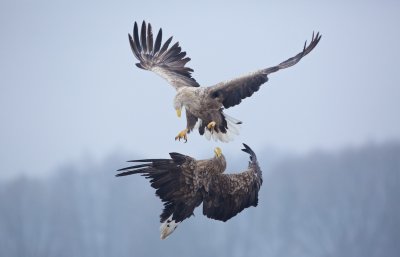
[{"xmin": 1, "ymin": 0, "xmax": 399, "ymax": 256}]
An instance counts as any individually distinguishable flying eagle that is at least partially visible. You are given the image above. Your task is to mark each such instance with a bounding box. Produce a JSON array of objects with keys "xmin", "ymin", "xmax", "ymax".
[
  {"xmin": 116, "ymin": 143, "xmax": 262, "ymax": 239},
  {"xmin": 128, "ymin": 21, "xmax": 321, "ymax": 142}
]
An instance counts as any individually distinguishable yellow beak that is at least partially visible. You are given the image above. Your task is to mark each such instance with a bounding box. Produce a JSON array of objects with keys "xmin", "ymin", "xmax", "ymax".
[
  {"xmin": 214, "ymin": 147, "xmax": 222, "ymax": 157},
  {"xmin": 176, "ymin": 108, "xmax": 182, "ymax": 118}
]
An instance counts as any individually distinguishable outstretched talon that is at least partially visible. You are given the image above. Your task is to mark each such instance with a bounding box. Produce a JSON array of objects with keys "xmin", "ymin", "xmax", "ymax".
[
  {"xmin": 175, "ymin": 129, "xmax": 188, "ymax": 143},
  {"xmin": 207, "ymin": 121, "xmax": 216, "ymax": 131}
]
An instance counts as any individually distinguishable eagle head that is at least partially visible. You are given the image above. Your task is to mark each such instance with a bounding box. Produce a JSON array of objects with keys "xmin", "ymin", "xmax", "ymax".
[{"xmin": 214, "ymin": 147, "xmax": 222, "ymax": 158}]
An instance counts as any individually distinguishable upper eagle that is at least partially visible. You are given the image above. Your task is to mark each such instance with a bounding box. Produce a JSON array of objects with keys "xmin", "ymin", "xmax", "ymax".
[
  {"xmin": 129, "ymin": 21, "xmax": 321, "ymax": 142},
  {"xmin": 116, "ymin": 143, "xmax": 262, "ymax": 239}
]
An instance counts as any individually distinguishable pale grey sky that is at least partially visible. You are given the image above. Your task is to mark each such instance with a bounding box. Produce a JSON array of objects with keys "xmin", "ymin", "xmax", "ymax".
[{"xmin": 1, "ymin": 0, "xmax": 399, "ymax": 179}]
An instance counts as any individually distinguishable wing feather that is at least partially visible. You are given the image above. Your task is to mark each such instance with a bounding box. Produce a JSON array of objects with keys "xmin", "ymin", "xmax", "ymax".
[
  {"xmin": 116, "ymin": 144, "xmax": 263, "ymax": 224},
  {"xmin": 116, "ymin": 153, "xmax": 202, "ymax": 223},
  {"xmin": 154, "ymin": 28, "xmax": 162, "ymax": 53},
  {"xmin": 208, "ymin": 32, "xmax": 322, "ymax": 108},
  {"xmin": 140, "ymin": 21, "xmax": 148, "ymax": 53},
  {"xmin": 129, "ymin": 21, "xmax": 199, "ymax": 90},
  {"xmin": 146, "ymin": 23, "xmax": 153, "ymax": 54},
  {"xmin": 133, "ymin": 22, "xmax": 142, "ymax": 53},
  {"xmin": 158, "ymin": 36, "xmax": 173, "ymax": 57},
  {"xmin": 128, "ymin": 34, "xmax": 141, "ymax": 61},
  {"xmin": 160, "ymin": 42, "xmax": 181, "ymax": 61},
  {"xmin": 202, "ymin": 144, "xmax": 263, "ymax": 221}
]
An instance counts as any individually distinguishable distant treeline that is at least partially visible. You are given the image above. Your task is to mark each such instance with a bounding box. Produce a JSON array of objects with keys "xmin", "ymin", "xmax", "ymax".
[{"xmin": 0, "ymin": 142, "xmax": 399, "ymax": 257}]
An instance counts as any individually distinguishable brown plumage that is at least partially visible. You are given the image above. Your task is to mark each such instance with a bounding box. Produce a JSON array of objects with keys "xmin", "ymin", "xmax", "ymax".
[
  {"xmin": 128, "ymin": 21, "xmax": 322, "ymax": 142},
  {"xmin": 116, "ymin": 143, "xmax": 262, "ymax": 239}
]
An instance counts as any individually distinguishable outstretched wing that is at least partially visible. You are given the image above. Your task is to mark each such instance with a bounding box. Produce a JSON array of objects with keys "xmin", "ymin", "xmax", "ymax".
[
  {"xmin": 208, "ymin": 32, "xmax": 322, "ymax": 108},
  {"xmin": 116, "ymin": 152, "xmax": 202, "ymax": 223},
  {"xmin": 129, "ymin": 21, "xmax": 200, "ymax": 90},
  {"xmin": 202, "ymin": 144, "xmax": 263, "ymax": 222}
]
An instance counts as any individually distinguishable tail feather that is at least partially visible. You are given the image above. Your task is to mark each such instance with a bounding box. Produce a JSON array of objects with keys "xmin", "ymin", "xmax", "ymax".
[{"xmin": 160, "ymin": 214, "xmax": 181, "ymax": 240}]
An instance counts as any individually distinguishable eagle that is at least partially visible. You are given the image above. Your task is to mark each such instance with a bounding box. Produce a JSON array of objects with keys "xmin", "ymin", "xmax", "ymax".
[
  {"xmin": 116, "ymin": 143, "xmax": 262, "ymax": 239},
  {"xmin": 129, "ymin": 21, "xmax": 321, "ymax": 142}
]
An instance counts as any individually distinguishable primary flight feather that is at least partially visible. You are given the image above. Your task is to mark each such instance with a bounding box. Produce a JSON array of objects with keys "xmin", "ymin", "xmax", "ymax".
[
  {"xmin": 129, "ymin": 21, "xmax": 321, "ymax": 142},
  {"xmin": 116, "ymin": 144, "xmax": 262, "ymax": 239}
]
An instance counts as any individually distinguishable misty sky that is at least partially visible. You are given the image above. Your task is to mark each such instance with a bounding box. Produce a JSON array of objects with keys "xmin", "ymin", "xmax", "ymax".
[{"xmin": 1, "ymin": 0, "xmax": 399, "ymax": 179}]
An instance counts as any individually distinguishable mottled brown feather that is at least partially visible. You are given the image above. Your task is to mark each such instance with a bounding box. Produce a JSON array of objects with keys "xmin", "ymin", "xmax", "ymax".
[
  {"xmin": 116, "ymin": 144, "xmax": 262, "ymax": 225},
  {"xmin": 209, "ymin": 32, "xmax": 322, "ymax": 109}
]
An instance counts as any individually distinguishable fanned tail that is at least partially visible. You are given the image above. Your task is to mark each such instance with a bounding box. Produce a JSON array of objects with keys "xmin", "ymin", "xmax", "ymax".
[{"xmin": 160, "ymin": 214, "xmax": 181, "ymax": 239}]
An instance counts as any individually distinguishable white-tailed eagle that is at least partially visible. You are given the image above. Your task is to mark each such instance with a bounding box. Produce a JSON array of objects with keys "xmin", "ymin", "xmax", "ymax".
[
  {"xmin": 116, "ymin": 143, "xmax": 262, "ymax": 239},
  {"xmin": 129, "ymin": 21, "xmax": 321, "ymax": 142}
]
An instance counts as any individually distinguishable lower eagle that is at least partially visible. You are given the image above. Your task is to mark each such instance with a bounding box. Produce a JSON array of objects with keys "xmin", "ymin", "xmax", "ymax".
[{"xmin": 116, "ymin": 143, "xmax": 263, "ymax": 239}]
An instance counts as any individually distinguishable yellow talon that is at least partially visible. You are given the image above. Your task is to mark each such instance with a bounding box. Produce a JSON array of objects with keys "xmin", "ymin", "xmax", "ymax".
[
  {"xmin": 207, "ymin": 121, "xmax": 216, "ymax": 130},
  {"xmin": 175, "ymin": 129, "xmax": 188, "ymax": 143}
]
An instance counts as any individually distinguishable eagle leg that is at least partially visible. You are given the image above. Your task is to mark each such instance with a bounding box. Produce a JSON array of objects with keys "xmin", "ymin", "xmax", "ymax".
[
  {"xmin": 175, "ymin": 129, "xmax": 188, "ymax": 143},
  {"xmin": 207, "ymin": 121, "xmax": 216, "ymax": 132}
]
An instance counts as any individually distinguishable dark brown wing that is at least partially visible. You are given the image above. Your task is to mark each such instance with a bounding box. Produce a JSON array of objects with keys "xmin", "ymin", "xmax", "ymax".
[
  {"xmin": 208, "ymin": 32, "xmax": 321, "ymax": 108},
  {"xmin": 116, "ymin": 152, "xmax": 202, "ymax": 223},
  {"xmin": 202, "ymin": 144, "xmax": 263, "ymax": 221},
  {"xmin": 129, "ymin": 21, "xmax": 200, "ymax": 90}
]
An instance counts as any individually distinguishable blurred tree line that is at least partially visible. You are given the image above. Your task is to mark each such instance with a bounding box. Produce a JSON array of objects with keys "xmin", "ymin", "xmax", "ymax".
[{"xmin": 0, "ymin": 142, "xmax": 399, "ymax": 257}]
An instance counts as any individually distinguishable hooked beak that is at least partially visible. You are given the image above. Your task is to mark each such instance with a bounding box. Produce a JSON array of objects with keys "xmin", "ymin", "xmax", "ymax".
[
  {"xmin": 176, "ymin": 108, "xmax": 182, "ymax": 118},
  {"xmin": 214, "ymin": 147, "xmax": 222, "ymax": 158}
]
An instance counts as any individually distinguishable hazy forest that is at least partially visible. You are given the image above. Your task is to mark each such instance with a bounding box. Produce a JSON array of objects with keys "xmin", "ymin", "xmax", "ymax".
[{"xmin": 1, "ymin": 142, "xmax": 399, "ymax": 257}]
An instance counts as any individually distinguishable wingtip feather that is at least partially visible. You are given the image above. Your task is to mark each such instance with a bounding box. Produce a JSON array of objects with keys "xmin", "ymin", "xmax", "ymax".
[
  {"xmin": 129, "ymin": 21, "xmax": 199, "ymax": 88},
  {"xmin": 241, "ymin": 143, "xmax": 256, "ymax": 160}
]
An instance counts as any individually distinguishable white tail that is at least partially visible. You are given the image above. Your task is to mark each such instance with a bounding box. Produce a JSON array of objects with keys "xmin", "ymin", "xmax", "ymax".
[{"xmin": 160, "ymin": 215, "xmax": 180, "ymax": 240}]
